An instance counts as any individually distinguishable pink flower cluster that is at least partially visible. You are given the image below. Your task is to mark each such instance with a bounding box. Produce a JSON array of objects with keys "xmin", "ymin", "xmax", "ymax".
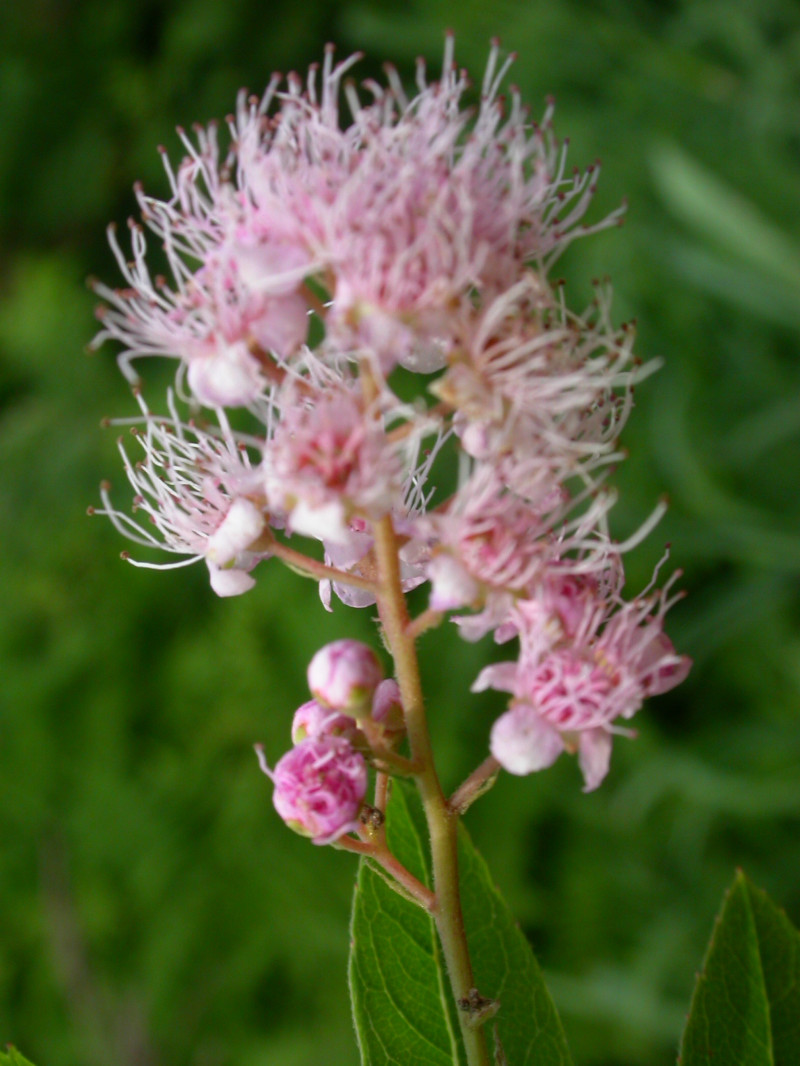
[
  {"xmin": 256, "ymin": 640, "xmax": 392, "ymax": 844},
  {"xmin": 95, "ymin": 39, "xmax": 688, "ymax": 793}
]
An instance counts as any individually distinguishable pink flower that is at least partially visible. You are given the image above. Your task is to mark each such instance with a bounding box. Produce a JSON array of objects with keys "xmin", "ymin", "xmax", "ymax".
[
  {"xmin": 474, "ymin": 566, "xmax": 691, "ymax": 789},
  {"xmin": 313, "ymin": 42, "xmax": 622, "ymax": 371},
  {"xmin": 265, "ymin": 382, "xmax": 403, "ymax": 544},
  {"xmin": 91, "ymin": 390, "xmax": 271, "ymax": 596},
  {"xmin": 92, "ymin": 41, "xmax": 622, "ymax": 401},
  {"xmin": 422, "ymin": 468, "xmax": 621, "ymax": 642},
  {"xmin": 91, "ymin": 220, "xmax": 309, "ymax": 408},
  {"xmin": 432, "ymin": 278, "xmax": 642, "ymax": 498},
  {"xmin": 256, "ymin": 738, "xmax": 368, "ymax": 845},
  {"xmin": 90, "ymin": 105, "xmax": 313, "ymax": 408},
  {"xmin": 425, "ymin": 475, "xmax": 553, "ymax": 613},
  {"xmin": 89, "ymin": 37, "xmax": 692, "ymax": 809},
  {"xmin": 307, "ymin": 639, "xmax": 383, "ymax": 717}
]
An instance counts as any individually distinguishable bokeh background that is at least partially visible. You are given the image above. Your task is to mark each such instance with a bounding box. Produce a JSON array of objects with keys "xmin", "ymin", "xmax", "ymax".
[{"xmin": 2, "ymin": 1, "xmax": 799, "ymax": 1064}]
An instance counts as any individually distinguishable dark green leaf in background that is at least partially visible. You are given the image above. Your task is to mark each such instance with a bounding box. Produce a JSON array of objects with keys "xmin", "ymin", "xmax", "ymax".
[
  {"xmin": 678, "ymin": 870, "xmax": 800, "ymax": 1066},
  {"xmin": 349, "ymin": 782, "xmax": 573, "ymax": 1066}
]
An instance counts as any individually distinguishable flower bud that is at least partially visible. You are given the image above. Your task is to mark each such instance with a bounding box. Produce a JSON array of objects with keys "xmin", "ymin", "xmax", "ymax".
[
  {"xmin": 307, "ymin": 640, "xmax": 383, "ymax": 717},
  {"xmin": 257, "ymin": 737, "xmax": 368, "ymax": 846},
  {"xmin": 370, "ymin": 679, "xmax": 405, "ymax": 737},
  {"xmin": 291, "ymin": 699, "xmax": 357, "ymax": 745}
]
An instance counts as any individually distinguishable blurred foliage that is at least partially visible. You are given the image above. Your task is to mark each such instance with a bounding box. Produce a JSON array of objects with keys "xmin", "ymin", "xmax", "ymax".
[{"xmin": 1, "ymin": 1, "xmax": 799, "ymax": 1064}]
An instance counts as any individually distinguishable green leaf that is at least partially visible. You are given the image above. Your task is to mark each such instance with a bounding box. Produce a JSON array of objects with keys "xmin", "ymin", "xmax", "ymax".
[
  {"xmin": 349, "ymin": 781, "xmax": 573, "ymax": 1066},
  {"xmin": 349, "ymin": 783, "xmax": 463, "ymax": 1066},
  {"xmin": 0, "ymin": 1048, "xmax": 38, "ymax": 1066},
  {"xmin": 459, "ymin": 819, "xmax": 574, "ymax": 1066},
  {"xmin": 679, "ymin": 870, "xmax": 800, "ymax": 1066}
]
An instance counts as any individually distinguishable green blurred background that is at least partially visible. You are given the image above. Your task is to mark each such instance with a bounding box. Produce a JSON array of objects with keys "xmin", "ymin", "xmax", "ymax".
[{"xmin": 1, "ymin": 1, "xmax": 799, "ymax": 1063}]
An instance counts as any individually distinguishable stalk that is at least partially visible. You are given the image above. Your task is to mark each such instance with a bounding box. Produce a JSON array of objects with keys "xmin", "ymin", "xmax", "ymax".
[{"xmin": 372, "ymin": 514, "xmax": 491, "ymax": 1066}]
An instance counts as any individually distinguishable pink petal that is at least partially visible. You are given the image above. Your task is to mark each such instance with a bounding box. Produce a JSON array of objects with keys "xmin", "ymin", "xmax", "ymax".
[
  {"xmin": 577, "ymin": 728, "xmax": 613, "ymax": 792},
  {"xmin": 490, "ymin": 705, "xmax": 565, "ymax": 776}
]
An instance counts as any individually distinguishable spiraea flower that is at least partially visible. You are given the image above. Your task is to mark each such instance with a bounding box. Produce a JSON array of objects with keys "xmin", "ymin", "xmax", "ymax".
[
  {"xmin": 94, "ymin": 38, "xmax": 689, "ymax": 804},
  {"xmin": 255, "ymin": 737, "xmax": 368, "ymax": 845},
  {"xmin": 91, "ymin": 125, "xmax": 312, "ymax": 407},
  {"xmin": 92, "ymin": 390, "xmax": 272, "ymax": 596},
  {"xmin": 474, "ymin": 566, "xmax": 691, "ymax": 789},
  {"xmin": 91, "ymin": 37, "xmax": 622, "ymax": 400},
  {"xmin": 265, "ymin": 379, "xmax": 405, "ymax": 544},
  {"xmin": 421, "ymin": 463, "xmax": 631, "ymax": 643},
  {"xmin": 433, "ymin": 277, "xmax": 641, "ymax": 488}
]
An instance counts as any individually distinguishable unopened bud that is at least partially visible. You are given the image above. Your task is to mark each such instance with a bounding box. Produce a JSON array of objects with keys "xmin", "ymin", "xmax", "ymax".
[
  {"xmin": 307, "ymin": 639, "xmax": 383, "ymax": 717},
  {"xmin": 371, "ymin": 679, "xmax": 405, "ymax": 736}
]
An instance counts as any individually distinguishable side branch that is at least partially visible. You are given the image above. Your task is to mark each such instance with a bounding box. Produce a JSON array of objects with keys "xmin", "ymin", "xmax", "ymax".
[
  {"xmin": 406, "ymin": 608, "xmax": 443, "ymax": 641},
  {"xmin": 336, "ymin": 835, "xmax": 436, "ymax": 911},
  {"xmin": 449, "ymin": 757, "xmax": 501, "ymax": 815},
  {"xmin": 266, "ymin": 537, "xmax": 378, "ymax": 593}
]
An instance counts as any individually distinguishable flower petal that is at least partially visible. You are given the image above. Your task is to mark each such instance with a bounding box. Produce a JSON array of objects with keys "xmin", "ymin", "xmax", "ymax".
[{"xmin": 490, "ymin": 705, "xmax": 565, "ymax": 776}]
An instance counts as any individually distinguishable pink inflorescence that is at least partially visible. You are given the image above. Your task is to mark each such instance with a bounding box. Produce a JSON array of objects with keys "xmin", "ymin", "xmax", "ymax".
[
  {"xmin": 94, "ymin": 37, "xmax": 689, "ymax": 798},
  {"xmin": 259, "ymin": 640, "xmax": 398, "ymax": 843}
]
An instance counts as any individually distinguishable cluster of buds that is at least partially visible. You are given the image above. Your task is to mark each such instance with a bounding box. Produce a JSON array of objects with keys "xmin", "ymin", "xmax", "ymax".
[
  {"xmin": 256, "ymin": 640, "xmax": 403, "ymax": 843},
  {"xmin": 93, "ymin": 38, "xmax": 689, "ymax": 800}
]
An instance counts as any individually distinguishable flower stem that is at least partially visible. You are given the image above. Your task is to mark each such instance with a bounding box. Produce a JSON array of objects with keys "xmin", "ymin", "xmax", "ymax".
[
  {"xmin": 337, "ymin": 836, "xmax": 436, "ymax": 911},
  {"xmin": 449, "ymin": 756, "xmax": 501, "ymax": 815},
  {"xmin": 372, "ymin": 514, "xmax": 491, "ymax": 1066},
  {"xmin": 265, "ymin": 535, "xmax": 378, "ymax": 593},
  {"xmin": 406, "ymin": 607, "xmax": 444, "ymax": 641}
]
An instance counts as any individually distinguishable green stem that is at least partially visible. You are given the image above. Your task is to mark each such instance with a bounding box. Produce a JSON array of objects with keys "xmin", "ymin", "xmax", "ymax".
[{"xmin": 372, "ymin": 515, "xmax": 491, "ymax": 1066}]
